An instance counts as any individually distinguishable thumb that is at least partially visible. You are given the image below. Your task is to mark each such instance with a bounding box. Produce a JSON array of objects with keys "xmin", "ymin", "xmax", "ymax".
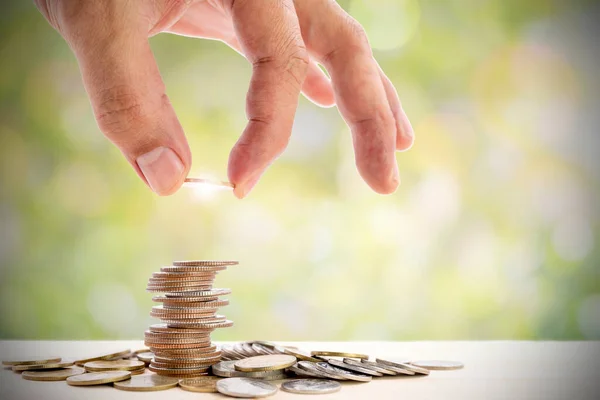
[{"xmin": 73, "ymin": 27, "xmax": 191, "ymax": 195}]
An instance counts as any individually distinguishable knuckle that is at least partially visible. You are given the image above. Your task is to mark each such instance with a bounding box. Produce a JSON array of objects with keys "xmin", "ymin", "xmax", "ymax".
[
  {"xmin": 345, "ymin": 18, "xmax": 370, "ymax": 49},
  {"xmin": 93, "ymin": 86, "xmax": 146, "ymax": 137}
]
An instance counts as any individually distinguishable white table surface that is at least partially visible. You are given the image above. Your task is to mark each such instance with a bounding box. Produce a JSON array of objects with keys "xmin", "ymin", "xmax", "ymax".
[{"xmin": 1, "ymin": 341, "xmax": 598, "ymax": 400}]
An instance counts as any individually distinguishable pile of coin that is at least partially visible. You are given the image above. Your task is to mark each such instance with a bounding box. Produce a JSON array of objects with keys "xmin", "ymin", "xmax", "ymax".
[
  {"xmin": 144, "ymin": 260, "xmax": 236, "ymax": 378},
  {"xmin": 2, "ymin": 342, "xmax": 464, "ymax": 396}
]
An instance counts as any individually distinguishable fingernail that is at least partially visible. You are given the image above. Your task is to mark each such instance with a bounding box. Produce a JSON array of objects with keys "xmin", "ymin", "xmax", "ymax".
[
  {"xmin": 234, "ymin": 173, "xmax": 262, "ymax": 199},
  {"xmin": 136, "ymin": 147, "xmax": 185, "ymax": 195}
]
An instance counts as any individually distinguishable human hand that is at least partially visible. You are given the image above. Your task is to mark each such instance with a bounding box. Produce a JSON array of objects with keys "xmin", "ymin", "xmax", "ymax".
[{"xmin": 34, "ymin": 0, "xmax": 414, "ymax": 198}]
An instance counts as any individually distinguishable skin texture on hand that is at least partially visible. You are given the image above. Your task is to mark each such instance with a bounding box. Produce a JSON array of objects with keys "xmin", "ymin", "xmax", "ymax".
[{"xmin": 34, "ymin": 0, "xmax": 414, "ymax": 198}]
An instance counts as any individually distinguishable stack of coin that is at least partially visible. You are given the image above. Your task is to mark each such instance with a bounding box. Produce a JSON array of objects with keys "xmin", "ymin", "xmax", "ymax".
[{"xmin": 144, "ymin": 260, "xmax": 236, "ymax": 378}]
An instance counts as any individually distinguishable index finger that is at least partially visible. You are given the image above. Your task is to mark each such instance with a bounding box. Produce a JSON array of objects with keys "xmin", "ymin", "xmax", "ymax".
[{"xmin": 226, "ymin": 0, "xmax": 309, "ymax": 198}]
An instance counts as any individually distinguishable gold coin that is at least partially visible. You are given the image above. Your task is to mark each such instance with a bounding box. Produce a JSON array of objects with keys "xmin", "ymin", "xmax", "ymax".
[
  {"xmin": 150, "ymin": 311, "xmax": 219, "ymax": 320},
  {"xmin": 179, "ymin": 376, "xmax": 221, "ymax": 393},
  {"xmin": 74, "ymin": 349, "xmax": 131, "ymax": 366},
  {"xmin": 152, "ymin": 295, "xmax": 219, "ymax": 303},
  {"xmin": 144, "ymin": 328, "xmax": 211, "ymax": 337},
  {"xmin": 66, "ymin": 370, "xmax": 131, "ymax": 386},
  {"xmin": 133, "ymin": 348, "xmax": 151, "ymax": 355},
  {"xmin": 148, "ymin": 365, "xmax": 210, "ymax": 376},
  {"xmin": 84, "ymin": 360, "xmax": 145, "ymax": 372},
  {"xmin": 283, "ymin": 348, "xmax": 321, "ymax": 362},
  {"xmin": 144, "ymin": 336, "xmax": 212, "ymax": 345},
  {"xmin": 160, "ymin": 315, "xmax": 226, "ymax": 324},
  {"xmin": 166, "ymin": 320, "xmax": 233, "ymax": 329},
  {"xmin": 153, "ymin": 352, "xmax": 222, "ymax": 363},
  {"xmin": 21, "ymin": 366, "xmax": 85, "ymax": 381},
  {"xmin": 147, "ymin": 285, "xmax": 213, "ymax": 293},
  {"xmin": 172, "ymin": 260, "xmax": 238, "ymax": 267},
  {"xmin": 161, "ymin": 265, "xmax": 227, "ymax": 273},
  {"xmin": 114, "ymin": 374, "xmax": 179, "ymax": 391},
  {"xmin": 13, "ymin": 361, "xmax": 74, "ymax": 371},
  {"xmin": 151, "ymin": 361, "xmax": 217, "ymax": 370},
  {"xmin": 311, "ymin": 351, "xmax": 369, "ymax": 360},
  {"xmin": 2, "ymin": 356, "xmax": 61, "ymax": 366},
  {"xmin": 149, "ymin": 276, "xmax": 215, "ymax": 283},
  {"xmin": 152, "ymin": 348, "xmax": 218, "ymax": 358},
  {"xmin": 149, "ymin": 324, "xmax": 215, "ymax": 333},
  {"xmin": 164, "ymin": 288, "xmax": 231, "ymax": 298},
  {"xmin": 234, "ymin": 355, "xmax": 296, "ymax": 372},
  {"xmin": 409, "ymin": 360, "xmax": 464, "ymax": 370},
  {"xmin": 152, "ymin": 271, "xmax": 217, "ymax": 279},
  {"xmin": 129, "ymin": 367, "xmax": 146, "ymax": 375},
  {"xmin": 146, "ymin": 342, "xmax": 213, "ymax": 350}
]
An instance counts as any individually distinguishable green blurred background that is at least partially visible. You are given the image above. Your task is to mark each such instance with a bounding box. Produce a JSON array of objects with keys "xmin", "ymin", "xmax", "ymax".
[{"xmin": 0, "ymin": 0, "xmax": 599, "ymax": 341}]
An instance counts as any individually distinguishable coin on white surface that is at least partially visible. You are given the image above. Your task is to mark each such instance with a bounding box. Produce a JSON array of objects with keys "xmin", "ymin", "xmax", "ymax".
[
  {"xmin": 281, "ymin": 379, "xmax": 341, "ymax": 394},
  {"xmin": 216, "ymin": 377, "xmax": 278, "ymax": 398}
]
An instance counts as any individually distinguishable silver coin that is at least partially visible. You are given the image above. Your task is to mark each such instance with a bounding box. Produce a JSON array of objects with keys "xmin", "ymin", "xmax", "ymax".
[
  {"xmin": 376, "ymin": 358, "xmax": 427, "ymax": 375},
  {"xmin": 356, "ymin": 359, "xmax": 398, "ymax": 375},
  {"xmin": 410, "ymin": 360, "xmax": 464, "ymax": 370},
  {"xmin": 216, "ymin": 377, "xmax": 277, "ymax": 398},
  {"xmin": 251, "ymin": 343, "xmax": 274, "ymax": 355},
  {"xmin": 297, "ymin": 361, "xmax": 345, "ymax": 380},
  {"xmin": 212, "ymin": 361, "xmax": 285, "ymax": 379},
  {"xmin": 315, "ymin": 362, "xmax": 371, "ymax": 382},
  {"xmin": 287, "ymin": 364, "xmax": 323, "ymax": 378},
  {"xmin": 328, "ymin": 359, "xmax": 382, "ymax": 377},
  {"xmin": 281, "ymin": 379, "xmax": 341, "ymax": 395}
]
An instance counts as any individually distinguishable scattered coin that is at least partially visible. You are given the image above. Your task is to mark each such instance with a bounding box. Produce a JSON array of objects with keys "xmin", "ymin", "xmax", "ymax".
[
  {"xmin": 2, "ymin": 357, "xmax": 61, "ymax": 366},
  {"xmin": 283, "ymin": 347, "xmax": 321, "ymax": 362},
  {"xmin": 234, "ymin": 355, "xmax": 296, "ymax": 372},
  {"xmin": 74, "ymin": 350, "xmax": 131, "ymax": 366},
  {"xmin": 212, "ymin": 361, "xmax": 287, "ymax": 378},
  {"xmin": 297, "ymin": 361, "xmax": 342, "ymax": 380},
  {"xmin": 12, "ymin": 361, "xmax": 74, "ymax": 371},
  {"xmin": 376, "ymin": 358, "xmax": 427, "ymax": 375},
  {"xmin": 84, "ymin": 360, "xmax": 145, "ymax": 372},
  {"xmin": 311, "ymin": 351, "xmax": 368, "ymax": 360},
  {"xmin": 216, "ymin": 377, "xmax": 277, "ymax": 398},
  {"xmin": 66, "ymin": 371, "xmax": 131, "ymax": 386},
  {"xmin": 410, "ymin": 360, "xmax": 464, "ymax": 370},
  {"xmin": 315, "ymin": 362, "xmax": 371, "ymax": 382},
  {"xmin": 21, "ymin": 366, "xmax": 85, "ymax": 381},
  {"xmin": 328, "ymin": 359, "xmax": 382, "ymax": 377},
  {"xmin": 287, "ymin": 364, "xmax": 323, "ymax": 378},
  {"xmin": 355, "ymin": 359, "xmax": 398, "ymax": 375},
  {"xmin": 113, "ymin": 374, "xmax": 180, "ymax": 391},
  {"xmin": 281, "ymin": 379, "xmax": 342, "ymax": 395},
  {"xmin": 179, "ymin": 376, "xmax": 222, "ymax": 393}
]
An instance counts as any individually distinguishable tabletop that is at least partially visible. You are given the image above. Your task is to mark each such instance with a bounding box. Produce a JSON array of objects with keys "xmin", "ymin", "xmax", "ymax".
[{"xmin": 1, "ymin": 341, "xmax": 598, "ymax": 400}]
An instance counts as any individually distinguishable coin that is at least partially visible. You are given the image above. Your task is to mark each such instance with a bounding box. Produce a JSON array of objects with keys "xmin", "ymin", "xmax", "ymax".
[
  {"xmin": 144, "ymin": 329, "xmax": 211, "ymax": 338},
  {"xmin": 234, "ymin": 355, "xmax": 296, "ymax": 372},
  {"xmin": 136, "ymin": 353, "xmax": 154, "ymax": 364},
  {"xmin": 162, "ymin": 300, "xmax": 230, "ymax": 309},
  {"xmin": 311, "ymin": 351, "xmax": 368, "ymax": 360},
  {"xmin": 281, "ymin": 379, "xmax": 341, "ymax": 395},
  {"xmin": 84, "ymin": 360, "xmax": 145, "ymax": 372},
  {"xmin": 283, "ymin": 347, "xmax": 321, "ymax": 362},
  {"xmin": 297, "ymin": 361, "xmax": 342, "ymax": 380},
  {"xmin": 410, "ymin": 360, "xmax": 464, "ymax": 370},
  {"xmin": 375, "ymin": 358, "xmax": 427, "ymax": 375},
  {"xmin": 2, "ymin": 356, "xmax": 61, "ymax": 366},
  {"xmin": 113, "ymin": 374, "xmax": 179, "ymax": 391},
  {"xmin": 216, "ymin": 377, "xmax": 277, "ymax": 398},
  {"xmin": 21, "ymin": 366, "xmax": 86, "ymax": 381},
  {"xmin": 129, "ymin": 367, "xmax": 147, "ymax": 375},
  {"xmin": 183, "ymin": 178, "xmax": 235, "ymax": 189},
  {"xmin": 287, "ymin": 364, "xmax": 324, "ymax": 378},
  {"xmin": 251, "ymin": 343, "xmax": 273, "ymax": 356},
  {"xmin": 167, "ymin": 320, "xmax": 233, "ymax": 329},
  {"xmin": 242, "ymin": 343, "xmax": 259, "ymax": 357},
  {"xmin": 355, "ymin": 359, "xmax": 398, "ymax": 375},
  {"xmin": 159, "ymin": 315, "xmax": 226, "ymax": 324},
  {"xmin": 328, "ymin": 359, "xmax": 382, "ymax": 377},
  {"xmin": 234, "ymin": 343, "xmax": 253, "ymax": 357},
  {"xmin": 147, "ymin": 285, "xmax": 213, "ymax": 293},
  {"xmin": 180, "ymin": 376, "xmax": 221, "ymax": 393},
  {"xmin": 149, "ymin": 324, "xmax": 215, "ymax": 333},
  {"xmin": 153, "ymin": 295, "xmax": 219, "ymax": 303},
  {"xmin": 165, "ymin": 288, "xmax": 231, "ymax": 298},
  {"xmin": 212, "ymin": 361, "xmax": 286, "ymax": 378},
  {"xmin": 152, "ymin": 271, "xmax": 217, "ymax": 279},
  {"xmin": 172, "ymin": 260, "xmax": 238, "ymax": 267},
  {"xmin": 315, "ymin": 362, "xmax": 371, "ymax": 382},
  {"xmin": 66, "ymin": 371, "xmax": 131, "ymax": 386},
  {"xmin": 148, "ymin": 365, "xmax": 210, "ymax": 376},
  {"xmin": 74, "ymin": 349, "xmax": 131, "ymax": 366},
  {"xmin": 12, "ymin": 361, "xmax": 74, "ymax": 371}
]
